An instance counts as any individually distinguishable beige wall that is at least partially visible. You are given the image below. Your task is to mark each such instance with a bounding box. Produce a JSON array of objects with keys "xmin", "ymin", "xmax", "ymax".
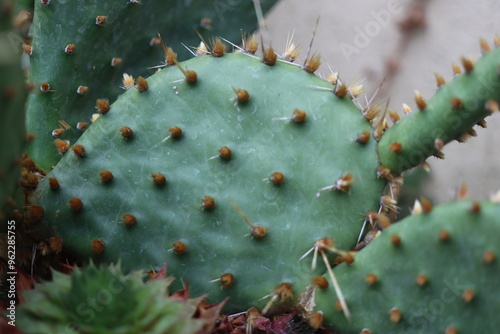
[{"xmin": 264, "ymin": 0, "xmax": 500, "ymax": 204}]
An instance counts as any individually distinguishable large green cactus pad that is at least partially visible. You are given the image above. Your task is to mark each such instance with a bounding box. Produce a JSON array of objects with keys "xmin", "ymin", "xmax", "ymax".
[
  {"xmin": 316, "ymin": 200, "xmax": 500, "ymax": 333},
  {"xmin": 26, "ymin": 0, "xmax": 277, "ymax": 171},
  {"xmin": 31, "ymin": 52, "xmax": 385, "ymax": 311}
]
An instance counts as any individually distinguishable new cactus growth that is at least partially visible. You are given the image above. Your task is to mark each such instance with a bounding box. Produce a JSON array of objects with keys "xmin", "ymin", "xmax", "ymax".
[
  {"xmin": 25, "ymin": 0, "xmax": 278, "ymax": 171},
  {"xmin": 315, "ymin": 199, "xmax": 500, "ymax": 333},
  {"xmin": 17, "ymin": 262, "xmax": 224, "ymax": 333}
]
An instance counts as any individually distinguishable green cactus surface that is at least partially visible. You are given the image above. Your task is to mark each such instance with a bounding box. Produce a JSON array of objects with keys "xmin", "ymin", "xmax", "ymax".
[
  {"xmin": 0, "ymin": 0, "xmax": 27, "ymax": 220},
  {"xmin": 25, "ymin": 0, "xmax": 277, "ymax": 171},
  {"xmin": 315, "ymin": 199, "xmax": 500, "ymax": 333},
  {"xmin": 378, "ymin": 47, "xmax": 500, "ymax": 174},
  {"xmin": 30, "ymin": 51, "xmax": 385, "ymax": 311},
  {"xmin": 16, "ymin": 262, "xmax": 221, "ymax": 334}
]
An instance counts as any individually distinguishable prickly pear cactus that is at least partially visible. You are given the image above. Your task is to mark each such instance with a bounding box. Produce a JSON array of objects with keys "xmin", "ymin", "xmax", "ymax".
[
  {"xmin": 25, "ymin": 0, "xmax": 277, "ymax": 171},
  {"xmin": 315, "ymin": 199, "xmax": 500, "ymax": 333},
  {"xmin": 0, "ymin": 0, "xmax": 27, "ymax": 220},
  {"xmin": 378, "ymin": 46, "xmax": 500, "ymax": 174},
  {"xmin": 17, "ymin": 263, "xmax": 222, "ymax": 334},
  {"xmin": 30, "ymin": 50, "xmax": 385, "ymax": 310}
]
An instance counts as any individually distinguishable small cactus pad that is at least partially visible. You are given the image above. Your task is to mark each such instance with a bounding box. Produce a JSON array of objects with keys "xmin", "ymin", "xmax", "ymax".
[
  {"xmin": 378, "ymin": 46, "xmax": 500, "ymax": 174},
  {"xmin": 315, "ymin": 200, "xmax": 500, "ymax": 333},
  {"xmin": 17, "ymin": 263, "xmax": 223, "ymax": 333},
  {"xmin": 25, "ymin": 0, "xmax": 277, "ymax": 171},
  {"xmin": 32, "ymin": 52, "xmax": 385, "ymax": 310}
]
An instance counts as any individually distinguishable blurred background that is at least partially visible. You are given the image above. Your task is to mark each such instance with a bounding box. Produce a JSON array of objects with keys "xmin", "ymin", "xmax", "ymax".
[{"xmin": 260, "ymin": 0, "xmax": 500, "ymax": 214}]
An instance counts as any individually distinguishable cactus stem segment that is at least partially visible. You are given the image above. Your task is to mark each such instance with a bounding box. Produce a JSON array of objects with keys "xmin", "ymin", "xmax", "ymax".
[{"xmin": 210, "ymin": 273, "xmax": 235, "ymax": 289}]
